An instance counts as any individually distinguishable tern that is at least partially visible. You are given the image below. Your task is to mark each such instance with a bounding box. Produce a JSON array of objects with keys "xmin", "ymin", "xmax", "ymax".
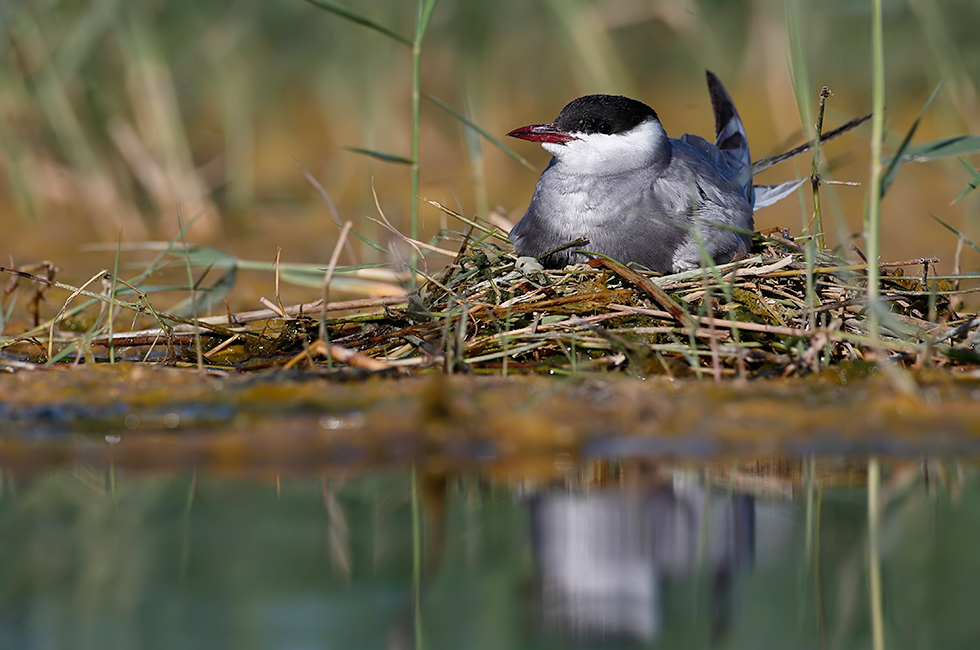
[{"xmin": 507, "ymin": 71, "xmax": 866, "ymax": 274}]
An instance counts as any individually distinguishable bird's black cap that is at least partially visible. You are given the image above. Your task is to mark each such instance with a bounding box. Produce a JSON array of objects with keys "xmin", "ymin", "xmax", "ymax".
[{"xmin": 554, "ymin": 95, "xmax": 658, "ymax": 136}]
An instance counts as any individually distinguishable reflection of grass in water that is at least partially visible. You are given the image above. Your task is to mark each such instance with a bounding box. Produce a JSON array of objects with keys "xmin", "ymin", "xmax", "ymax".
[
  {"xmin": 868, "ymin": 456, "xmax": 884, "ymax": 650},
  {"xmin": 1, "ymin": 459, "xmax": 976, "ymax": 649}
]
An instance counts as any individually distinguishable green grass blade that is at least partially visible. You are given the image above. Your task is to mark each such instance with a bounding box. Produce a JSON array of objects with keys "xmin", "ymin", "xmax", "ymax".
[
  {"xmin": 302, "ymin": 0, "xmax": 411, "ymax": 46},
  {"xmin": 423, "ymin": 91, "xmax": 535, "ymax": 170},
  {"xmin": 785, "ymin": 0, "xmax": 814, "ymax": 140},
  {"xmin": 880, "ymin": 81, "xmax": 944, "ymax": 197},
  {"xmin": 139, "ymin": 243, "xmax": 239, "ymax": 279},
  {"xmin": 898, "ymin": 135, "xmax": 980, "ymax": 162},
  {"xmin": 167, "ymin": 265, "xmax": 238, "ymax": 318},
  {"xmin": 931, "ymin": 214, "xmax": 980, "ymax": 255},
  {"xmin": 951, "ymin": 158, "xmax": 980, "ymax": 204},
  {"xmin": 343, "ymin": 146, "xmax": 414, "ymax": 165},
  {"xmin": 417, "ymin": 0, "xmax": 438, "ymax": 40},
  {"xmin": 347, "ymin": 228, "xmax": 393, "ymax": 256},
  {"xmin": 408, "ymin": 0, "xmax": 438, "ymax": 263},
  {"xmin": 462, "ymin": 84, "xmax": 490, "ymax": 218}
]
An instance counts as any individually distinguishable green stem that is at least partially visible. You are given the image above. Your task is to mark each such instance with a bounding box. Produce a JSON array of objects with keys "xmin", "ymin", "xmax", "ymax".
[
  {"xmin": 410, "ymin": 0, "xmax": 436, "ymax": 285},
  {"xmin": 810, "ymin": 86, "xmax": 831, "ymax": 249},
  {"xmin": 411, "ymin": 38, "xmax": 421, "ymax": 245},
  {"xmin": 866, "ymin": 0, "xmax": 886, "ymax": 342}
]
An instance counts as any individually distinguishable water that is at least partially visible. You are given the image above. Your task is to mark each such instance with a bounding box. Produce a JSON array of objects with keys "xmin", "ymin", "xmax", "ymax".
[{"xmin": 2, "ymin": 460, "xmax": 977, "ymax": 649}]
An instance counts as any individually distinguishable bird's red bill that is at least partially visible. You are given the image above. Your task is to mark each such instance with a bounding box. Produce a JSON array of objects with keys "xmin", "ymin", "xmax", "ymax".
[{"xmin": 506, "ymin": 123, "xmax": 579, "ymax": 145}]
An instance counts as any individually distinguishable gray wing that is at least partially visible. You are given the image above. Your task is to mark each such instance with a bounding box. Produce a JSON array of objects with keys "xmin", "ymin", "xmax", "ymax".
[
  {"xmin": 567, "ymin": 139, "xmax": 756, "ymax": 273},
  {"xmin": 658, "ymin": 140, "xmax": 754, "ymax": 272}
]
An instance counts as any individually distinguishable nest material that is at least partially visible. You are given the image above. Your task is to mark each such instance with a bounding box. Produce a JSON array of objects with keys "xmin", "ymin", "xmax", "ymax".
[
  {"xmin": 156, "ymin": 234, "xmax": 980, "ymax": 376},
  {"xmin": 2, "ymin": 227, "xmax": 979, "ymax": 378},
  {"xmin": 376, "ymin": 229, "xmax": 974, "ymax": 378}
]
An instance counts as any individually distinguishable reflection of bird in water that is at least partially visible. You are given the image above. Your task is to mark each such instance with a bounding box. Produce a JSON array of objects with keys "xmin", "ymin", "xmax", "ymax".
[{"xmin": 529, "ymin": 480, "xmax": 755, "ymax": 643}]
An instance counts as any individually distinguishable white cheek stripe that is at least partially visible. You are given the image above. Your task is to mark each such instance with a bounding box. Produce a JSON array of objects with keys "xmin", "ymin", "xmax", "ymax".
[{"xmin": 542, "ymin": 118, "xmax": 667, "ymax": 176}]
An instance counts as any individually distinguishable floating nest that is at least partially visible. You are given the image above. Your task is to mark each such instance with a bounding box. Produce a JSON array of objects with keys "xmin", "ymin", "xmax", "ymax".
[{"xmin": 2, "ymin": 216, "xmax": 980, "ymax": 379}]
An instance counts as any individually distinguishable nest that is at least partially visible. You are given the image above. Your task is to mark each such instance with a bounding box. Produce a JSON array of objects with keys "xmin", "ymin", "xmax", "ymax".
[
  {"xmin": 366, "ymin": 226, "xmax": 978, "ymax": 378},
  {"xmin": 2, "ymin": 216, "xmax": 979, "ymax": 378}
]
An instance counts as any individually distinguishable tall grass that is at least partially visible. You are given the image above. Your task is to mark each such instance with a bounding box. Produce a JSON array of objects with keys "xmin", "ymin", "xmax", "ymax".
[{"xmin": 3, "ymin": 0, "xmax": 976, "ymax": 247}]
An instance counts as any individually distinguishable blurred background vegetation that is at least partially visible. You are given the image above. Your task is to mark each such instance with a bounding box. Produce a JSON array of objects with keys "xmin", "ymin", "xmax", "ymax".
[{"xmin": 2, "ymin": 0, "xmax": 978, "ymax": 302}]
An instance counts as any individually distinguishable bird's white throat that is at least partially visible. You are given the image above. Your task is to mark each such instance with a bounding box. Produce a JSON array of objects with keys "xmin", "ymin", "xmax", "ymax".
[{"xmin": 542, "ymin": 117, "xmax": 669, "ymax": 176}]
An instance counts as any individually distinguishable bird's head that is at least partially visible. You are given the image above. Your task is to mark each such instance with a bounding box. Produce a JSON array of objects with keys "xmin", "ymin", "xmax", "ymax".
[{"xmin": 507, "ymin": 94, "xmax": 668, "ymax": 175}]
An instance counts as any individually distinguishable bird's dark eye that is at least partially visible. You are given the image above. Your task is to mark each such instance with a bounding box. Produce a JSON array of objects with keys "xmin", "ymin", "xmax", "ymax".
[{"xmin": 597, "ymin": 122, "xmax": 611, "ymax": 134}]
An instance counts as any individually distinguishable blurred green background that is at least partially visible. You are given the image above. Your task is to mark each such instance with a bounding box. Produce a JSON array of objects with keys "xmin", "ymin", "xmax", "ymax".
[{"xmin": 2, "ymin": 0, "xmax": 979, "ymax": 299}]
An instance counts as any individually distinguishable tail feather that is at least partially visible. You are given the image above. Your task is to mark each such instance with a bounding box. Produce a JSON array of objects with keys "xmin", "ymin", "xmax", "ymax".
[
  {"xmin": 706, "ymin": 71, "xmax": 746, "ymax": 152},
  {"xmin": 705, "ymin": 70, "xmax": 751, "ymax": 194}
]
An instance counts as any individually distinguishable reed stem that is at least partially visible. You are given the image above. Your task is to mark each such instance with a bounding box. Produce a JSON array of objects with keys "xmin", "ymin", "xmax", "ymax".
[
  {"xmin": 810, "ymin": 86, "xmax": 831, "ymax": 249},
  {"xmin": 866, "ymin": 0, "xmax": 886, "ymax": 342}
]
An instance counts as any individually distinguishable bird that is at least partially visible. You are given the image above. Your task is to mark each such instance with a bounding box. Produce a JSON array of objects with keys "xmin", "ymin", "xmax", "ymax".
[{"xmin": 507, "ymin": 71, "xmax": 816, "ymax": 274}]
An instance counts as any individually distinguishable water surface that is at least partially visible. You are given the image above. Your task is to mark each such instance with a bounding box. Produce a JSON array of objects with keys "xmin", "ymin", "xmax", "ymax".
[{"xmin": 1, "ymin": 457, "xmax": 977, "ymax": 650}]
